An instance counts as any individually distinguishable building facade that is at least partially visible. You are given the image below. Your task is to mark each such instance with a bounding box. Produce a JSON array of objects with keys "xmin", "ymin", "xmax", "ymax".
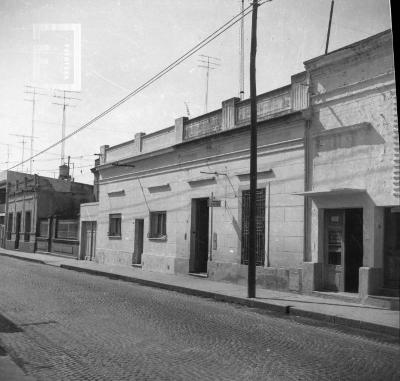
[
  {"xmin": 1, "ymin": 170, "xmax": 94, "ymax": 257},
  {"xmin": 82, "ymin": 30, "xmax": 398, "ymax": 299},
  {"xmin": 301, "ymin": 29, "xmax": 399, "ymax": 298}
]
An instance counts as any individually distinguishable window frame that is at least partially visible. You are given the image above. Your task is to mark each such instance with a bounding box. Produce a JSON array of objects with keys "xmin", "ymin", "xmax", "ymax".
[
  {"xmin": 108, "ymin": 213, "xmax": 122, "ymax": 238},
  {"xmin": 56, "ymin": 219, "xmax": 79, "ymax": 240},
  {"xmin": 148, "ymin": 211, "xmax": 167, "ymax": 239}
]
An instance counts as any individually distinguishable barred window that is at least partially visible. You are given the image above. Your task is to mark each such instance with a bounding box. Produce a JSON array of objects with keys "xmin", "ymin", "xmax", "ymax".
[
  {"xmin": 56, "ymin": 219, "xmax": 79, "ymax": 240},
  {"xmin": 149, "ymin": 211, "xmax": 166, "ymax": 238},
  {"xmin": 109, "ymin": 214, "xmax": 121, "ymax": 237}
]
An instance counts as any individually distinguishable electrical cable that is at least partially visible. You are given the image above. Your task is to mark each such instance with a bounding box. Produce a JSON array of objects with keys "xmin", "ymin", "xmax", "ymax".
[{"xmin": 8, "ymin": 2, "xmax": 270, "ymax": 171}]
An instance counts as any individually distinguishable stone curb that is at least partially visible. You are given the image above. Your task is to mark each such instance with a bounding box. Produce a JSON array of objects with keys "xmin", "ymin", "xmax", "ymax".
[
  {"xmin": 59, "ymin": 264, "xmax": 400, "ymax": 338},
  {"xmin": 0, "ymin": 252, "xmax": 46, "ymax": 265}
]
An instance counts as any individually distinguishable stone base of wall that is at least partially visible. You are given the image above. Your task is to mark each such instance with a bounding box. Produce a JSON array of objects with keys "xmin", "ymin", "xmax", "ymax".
[
  {"xmin": 359, "ymin": 267, "xmax": 383, "ymax": 299},
  {"xmin": 95, "ymin": 249, "xmax": 132, "ymax": 266},
  {"xmin": 17, "ymin": 241, "xmax": 35, "ymax": 253},
  {"xmin": 5, "ymin": 240, "xmax": 15, "ymax": 250},
  {"xmin": 302, "ymin": 262, "xmax": 323, "ymax": 293},
  {"xmin": 207, "ymin": 261, "xmax": 303, "ymax": 292},
  {"xmin": 142, "ymin": 253, "xmax": 178, "ymax": 274},
  {"xmin": 51, "ymin": 240, "xmax": 79, "ymax": 258}
]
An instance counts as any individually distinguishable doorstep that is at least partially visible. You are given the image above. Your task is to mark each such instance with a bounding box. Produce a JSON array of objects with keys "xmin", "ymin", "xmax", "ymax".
[
  {"xmin": 312, "ymin": 291, "xmax": 362, "ymax": 305},
  {"xmin": 188, "ymin": 272, "xmax": 208, "ymax": 278}
]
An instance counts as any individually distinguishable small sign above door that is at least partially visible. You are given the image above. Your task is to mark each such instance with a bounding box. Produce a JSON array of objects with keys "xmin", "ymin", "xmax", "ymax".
[{"xmin": 208, "ymin": 199, "xmax": 221, "ymax": 207}]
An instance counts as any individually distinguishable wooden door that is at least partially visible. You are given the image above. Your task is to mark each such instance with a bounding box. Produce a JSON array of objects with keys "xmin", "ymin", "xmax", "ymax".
[
  {"xmin": 189, "ymin": 199, "xmax": 209, "ymax": 273},
  {"xmin": 133, "ymin": 219, "xmax": 144, "ymax": 265}
]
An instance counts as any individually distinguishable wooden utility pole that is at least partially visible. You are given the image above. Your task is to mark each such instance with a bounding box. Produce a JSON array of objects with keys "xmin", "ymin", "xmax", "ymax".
[
  {"xmin": 325, "ymin": 0, "xmax": 335, "ymax": 55},
  {"xmin": 239, "ymin": 0, "xmax": 245, "ymax": 100},
  {"xmin": 248, "ymin": 0, "xmax": 258, "ymax": 299}
]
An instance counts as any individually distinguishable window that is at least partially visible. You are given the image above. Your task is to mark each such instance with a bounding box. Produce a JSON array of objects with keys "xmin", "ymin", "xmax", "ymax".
[
  {"xmin": 24, "ymin": 211, "xmax": 31, "ymax": 242},
  {"xmin": 109, "ymin": 214, "xmax": 121, "ymax": 237},
  {"xmin": 56, "ymin": 219, "xmax": 79, "ymax": 240},
  {"xmin": 7, "ymin": 213, "xmax": 13, "ymax": 240},
  {"xmin": 39, "ymin": 219, "xmax": 49, "ymax": 237},
  {"xmin": 149, "ymin": 211, "xmax": 166, "ymax": 238}
]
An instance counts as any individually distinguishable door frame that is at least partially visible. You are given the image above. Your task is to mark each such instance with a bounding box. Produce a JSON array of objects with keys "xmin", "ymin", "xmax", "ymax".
[
  {"xmin": 133, "ymin": 219, "xmax": 144, "ymax": 265},
  {"xmin": 324, "ymin": 208, "xmax": 363, "ymax": 292},
  {"xmin": 189, "ymin": 198, "xmax": 209, "ymax": 273}
]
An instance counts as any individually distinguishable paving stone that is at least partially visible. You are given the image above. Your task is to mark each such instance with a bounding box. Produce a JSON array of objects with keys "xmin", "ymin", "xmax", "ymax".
[{"xmin": 0, "ymin": 256, "xmax": 399, "ymax": 381}]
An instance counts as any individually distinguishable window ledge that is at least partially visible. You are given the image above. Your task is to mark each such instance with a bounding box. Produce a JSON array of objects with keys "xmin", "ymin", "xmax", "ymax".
[
  {"xmin": 108, "ymin": 235, "xmax": 122, "ymax": 240},
  {"xmin": 148, "ymin": 235, "xmax": 167, "ymax": 242}
]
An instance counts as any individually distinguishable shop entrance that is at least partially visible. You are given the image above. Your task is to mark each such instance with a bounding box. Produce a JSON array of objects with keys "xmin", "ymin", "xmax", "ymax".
[
  {"xmin": 189, "ymin": 198, "xmax": 209, "ymax": 274},
  {"xmin": 325, "ymin": 209, "xmax": 363, "ymax": 292}
]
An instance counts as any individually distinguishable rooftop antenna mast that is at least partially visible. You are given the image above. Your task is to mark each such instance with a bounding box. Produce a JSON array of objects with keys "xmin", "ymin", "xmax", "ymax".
[
  {"xmin": 239, "ymin": 0, "xmax": 245, "ymax": 100},
  {"xmin": 10, "ymin": 134, "xmax": 39, "ymax": 172},
  {"xmin": 52, "ymin": 89, "xmax": 81, "ymax": 165},
  {"xmin": 24, "ymin": 85, "xmax": 49, "ymax": 174},
  {"xmin": 184, "ymin": 101, "xmax": 191, "ymax": 118},
  {"xmin": 198, "ymin": 54, "xmax": 221, "ymax": 113}
]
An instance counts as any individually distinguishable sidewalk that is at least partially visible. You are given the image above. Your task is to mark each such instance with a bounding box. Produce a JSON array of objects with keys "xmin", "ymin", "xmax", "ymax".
[{"xmin": 0, "ymin": 248, "xmax": 399, "ymax": 338}]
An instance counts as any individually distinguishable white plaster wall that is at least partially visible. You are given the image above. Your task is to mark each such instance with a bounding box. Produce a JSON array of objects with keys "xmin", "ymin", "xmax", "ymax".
[{"xmin": 96, "ymin": 115, "xmax": 306, "ymax": 273}]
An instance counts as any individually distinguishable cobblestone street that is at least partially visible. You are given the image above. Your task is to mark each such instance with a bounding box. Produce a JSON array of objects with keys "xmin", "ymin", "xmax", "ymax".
[{"xmin": 0, "ymin": 256, "xmax": 399, "ymax": 381}]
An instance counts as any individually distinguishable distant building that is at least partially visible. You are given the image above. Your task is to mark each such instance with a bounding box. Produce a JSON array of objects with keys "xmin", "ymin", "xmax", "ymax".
[
  {"xmin": 81, "ymin": 30, "xmax": 398, "ymax": 302},
  {"xmin": 0, "ymin": 168, "xmax": 94, "ymax": 257}
]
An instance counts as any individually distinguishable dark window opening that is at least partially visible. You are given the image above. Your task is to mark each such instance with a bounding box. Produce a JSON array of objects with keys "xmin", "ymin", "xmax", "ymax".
[
  {"xmin": 7, "ymin": 213, "xmax": 13, "ymax": 240},
  {"xmin": 109, "ymin": 214, "xmax": 122, "ymax": 237},
  {"xmin": 149, "ymin": 211, "xmax": 166, "ymax": 238},
  {"xmin": 24, "ymin": 211, "xmax": 31, "ymax": 242}
]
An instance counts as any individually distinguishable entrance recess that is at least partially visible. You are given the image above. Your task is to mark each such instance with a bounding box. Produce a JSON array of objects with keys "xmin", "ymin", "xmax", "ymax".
[
  {"xmin": 133, "ymin": 219, "xmax": 144, "ymax": 265},
  {"xmin": 325, "ymin": 209, "xmax": 363, "ymax": 292},
  {"xmin": 189, "ymin": 198, "xmax": 209, "ymax": 273}
]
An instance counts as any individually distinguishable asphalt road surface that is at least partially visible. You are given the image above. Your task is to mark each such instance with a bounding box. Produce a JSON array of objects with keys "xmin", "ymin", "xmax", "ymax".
[{"xmin": 0, "ymin": 256, "xmax": 399, "ymax": 381}]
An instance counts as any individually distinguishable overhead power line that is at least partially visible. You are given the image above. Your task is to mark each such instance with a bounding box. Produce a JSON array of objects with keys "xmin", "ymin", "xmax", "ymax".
[{"xmin": 8, "ymin": 1, "xmax": 271, "ymax": 171}]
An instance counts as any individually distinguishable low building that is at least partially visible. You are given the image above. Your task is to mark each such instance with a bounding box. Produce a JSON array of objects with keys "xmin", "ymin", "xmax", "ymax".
[
  {"xmin": 1, "ymin": 169, "xmax": 94, "ymax": 258},
  {"xmin": 300, "ymin": 29, "xmax": 399, "ymax": 298},
  {"xmin": 82, "ymin": 29, "xmax": 398, "ymax": 300}
]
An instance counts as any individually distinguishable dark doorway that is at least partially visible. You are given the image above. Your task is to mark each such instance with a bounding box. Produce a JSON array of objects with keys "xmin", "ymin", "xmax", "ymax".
[
  {"xmin": 189, "ymin": 198, "xmax": 209, "ymax": 273},
  {"xmin": 15, "ymin": 212, "xmax": 21, "ymax": 249},
  {"xmin": 344, "ymin": 208, "xmax": 363, "ymax": 292},
  {"xmin": 133, "ymin": 219, "xmax": 144, "ymax": 265},
  {"xmin": 383, "ymin": 208, "xmax": 400, "ymax": 290},
  {"xmin": 241, "ymin": 188, "xmax": 266, "ymax": 266}
]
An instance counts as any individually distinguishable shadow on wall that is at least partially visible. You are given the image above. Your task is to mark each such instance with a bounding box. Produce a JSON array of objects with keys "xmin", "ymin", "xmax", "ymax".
[{"xmin": 313, "ymin": 122, "xmax": 385, "ymax": 155}]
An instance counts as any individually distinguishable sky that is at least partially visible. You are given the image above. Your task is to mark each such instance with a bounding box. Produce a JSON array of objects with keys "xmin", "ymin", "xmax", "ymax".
[{"xmin": 0, "ymin": 0, "xmax": 393, "ymax": 184}]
